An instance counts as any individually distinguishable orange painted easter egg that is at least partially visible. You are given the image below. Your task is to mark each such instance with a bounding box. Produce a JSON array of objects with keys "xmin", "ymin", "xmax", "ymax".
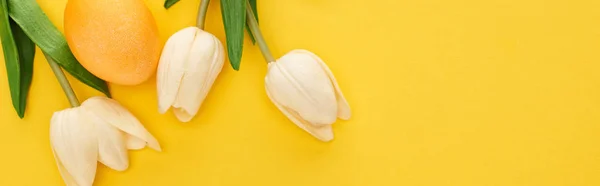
[{"xmin": 64, "ymin": 0, "xmax": 162, "ymax": 85}]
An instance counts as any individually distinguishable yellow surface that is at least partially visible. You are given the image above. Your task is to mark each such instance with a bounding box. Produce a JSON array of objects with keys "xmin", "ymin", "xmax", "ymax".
[{"xmin": 1, "ymin": 0, "xmax": 599, "ymax": 185}]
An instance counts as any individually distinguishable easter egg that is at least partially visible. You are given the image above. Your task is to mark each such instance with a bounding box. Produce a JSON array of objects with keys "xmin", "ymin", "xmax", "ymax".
[{"xmin": 64, "ymin": 0, "xmax": 162, "ymax": 85}]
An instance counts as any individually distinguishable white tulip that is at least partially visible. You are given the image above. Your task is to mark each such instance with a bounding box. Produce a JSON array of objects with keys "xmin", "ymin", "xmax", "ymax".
[
  {"xmin": 265, "ymin": 49, "xmax": 351, "ymax": 142},
  {"xmin": 50, "ymin": 96, "xmax": 161, "ymax": 186},
  {"xmin": 157, "ymin": 26, "xmax": 225, "ymax": 122}
]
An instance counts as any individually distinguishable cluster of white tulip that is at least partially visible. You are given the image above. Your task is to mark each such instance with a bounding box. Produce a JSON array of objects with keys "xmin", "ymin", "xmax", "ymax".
[
  {"xmin": 48, "ymin": 0, "xmax": 351, "ymax": 185},
  {"xmin": 156, "ymin": 1, "xmax": 351, "ymax": 142}
]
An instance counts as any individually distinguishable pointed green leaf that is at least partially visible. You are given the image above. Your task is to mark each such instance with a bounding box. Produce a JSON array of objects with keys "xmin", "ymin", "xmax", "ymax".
[
  {"xmin": 221, "ymin": 0, "xmax": 246, "ymax": 70},
  {"xmin": 0, "ymin": 0, "xmax": 34, "ymax": 118},
  {"xmin": 10, "ymin": 19, "xmax": 35, "ymax": 118},
  {"xmin": 164, "ymin": 0, "xmax": 180, "ymax": 9},
  {"xmin": 7, "ymin": 0, "xmax": 110, "ymax": 97},
  {"xmin": 245, "ymin": 0, "xmax": 258, "ymax": 44},
  {"xmin": 0, "ymin": 0, "xmax": 18, "ymax": 116}
]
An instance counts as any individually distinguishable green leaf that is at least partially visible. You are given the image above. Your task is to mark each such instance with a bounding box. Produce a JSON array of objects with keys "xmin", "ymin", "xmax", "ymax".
[
  {"xmin": 0, "ymin": 0, "xmax": 34, "ymax": 118},
  {"xmin": 7, "ymin": 0, "xmax": 110, "ymax": 97},
  {"xmin": 0, "ymin": 1, "xmax": 20, "ymax": 117},
  {"xmin": 164, "ymin": 0, "xmax": 180, "ymax": 9},
  {"xmin": 10, "ymin": 19, "xmax": 35, "ymax": 118},
  {"xmin": 221, "ymin": 0, "xmax": 246, "ymax": 70},
  {"xmin": 245, "ymin": 0, "xmax": 258, "ymax": 44}
]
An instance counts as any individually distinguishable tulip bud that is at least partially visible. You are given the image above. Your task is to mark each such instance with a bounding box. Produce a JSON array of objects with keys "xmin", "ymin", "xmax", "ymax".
[
  {"xmin": 50, "ymin": 97, "xmax": 160, "ymax": 186},
  {"xmin": 157, "ymin": 27, "xmax": 225, "ymax": 122},
  {"xmin": 265, "ymin": 49, "xmax": 351, "ymax": 142}
]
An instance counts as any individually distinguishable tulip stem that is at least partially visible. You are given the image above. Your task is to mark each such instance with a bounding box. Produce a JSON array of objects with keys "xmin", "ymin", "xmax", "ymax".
[
  {"xmin": 196, "ymin": 0, "xmax": 210, "ymax": 29},
  {"xmin": 44, "ymin": 53, "xmax": 80, "ymax": 107},
  {"xmin": 245, "ymin": 0, "xmax": 275, "ymax": 63}
]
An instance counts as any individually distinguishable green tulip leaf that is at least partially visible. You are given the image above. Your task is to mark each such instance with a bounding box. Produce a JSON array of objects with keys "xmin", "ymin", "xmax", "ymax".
[
  {"xmin": 10, "ymin": 20, "xmax": 35, "ymax": 118},
  {"xmin": 164, "ymin": 0, "xmax": 180, "ymax": 9},
  {"xmin": 0, "ymin": 0, "xmax": 35, "ymax": 118},
  {"xmin": 221, "ymin": 0, "xmax": 246, "ymax": 70}
]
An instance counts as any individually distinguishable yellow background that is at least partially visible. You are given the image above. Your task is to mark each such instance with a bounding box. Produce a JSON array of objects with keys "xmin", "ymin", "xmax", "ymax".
[{"xmin": 1, "ymin": 0, "xmax": 599, "ymax": 185}]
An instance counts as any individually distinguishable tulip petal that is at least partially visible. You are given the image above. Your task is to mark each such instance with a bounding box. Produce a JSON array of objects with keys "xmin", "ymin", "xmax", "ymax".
[
  {"xmin": 126, "ymin": 135, "xmax": 146, "ymax": 150},
  {"xmin": 81, "ymin": 97, "xmax": 161, "ymax": 152},
  {"xmin": 50, "ymin": 108, "xmax": 98, "ymax": 186},
  {"xmin": 171, "ymin": 29, "xmax": 225, "ymax": 122},
  {"xmin": 90, "ymin": 114, "xmax": 129, "ymax": 171},
  {"xmin": 52, "ymin": 148, "xmax": 79, "ymax": 186},
  {"xmin": 294, "ymin": 49, "xmax": 352, "ymax": 120},
  {"xmin": 171, "ymin": 108, "xmax": 194, "ymax": 122},
  {"xmin": 266, "ymin": 84, "xmax": 334, "ymax": 142},
  {"xmin": 157, "ymin": 27, "xmax": 198, "ymax": 114},
  {"xmin": 266, "ymin": 59, "xmax": 338, "ymax": 126}
]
